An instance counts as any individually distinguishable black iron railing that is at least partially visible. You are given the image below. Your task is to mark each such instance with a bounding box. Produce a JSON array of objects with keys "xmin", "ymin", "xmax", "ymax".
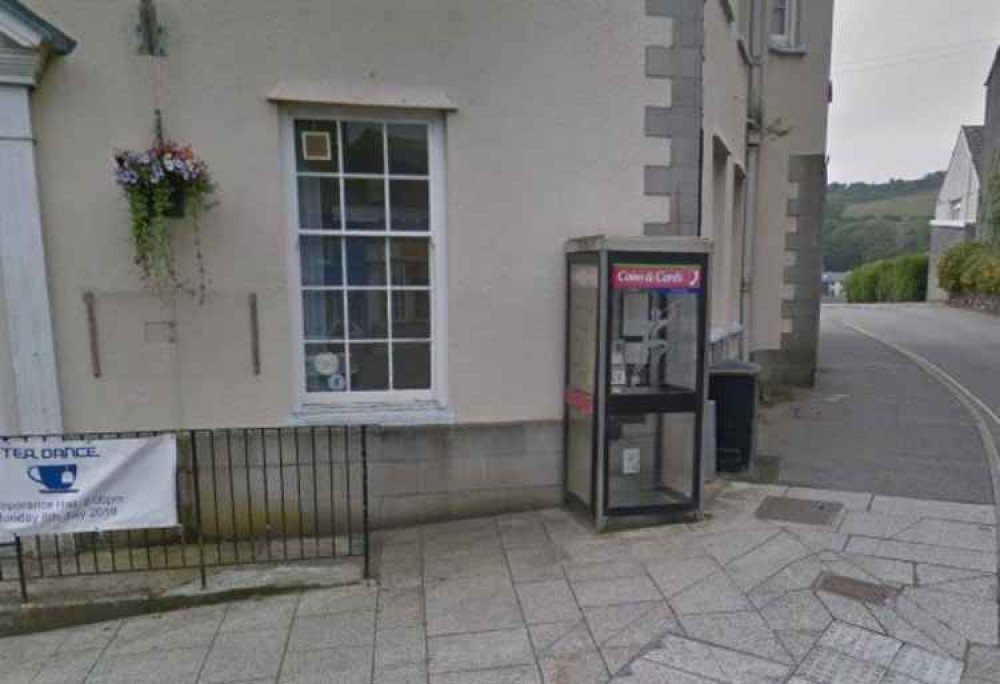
[{"xmin": 0, "ymin": 425, "xmax": 371, "ymax": 601}]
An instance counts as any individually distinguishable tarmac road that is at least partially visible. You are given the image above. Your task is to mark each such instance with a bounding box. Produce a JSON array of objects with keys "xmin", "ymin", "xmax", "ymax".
[{"xmin": 761, "ymin": 303, "xmax": 1000, "ymax": 504}]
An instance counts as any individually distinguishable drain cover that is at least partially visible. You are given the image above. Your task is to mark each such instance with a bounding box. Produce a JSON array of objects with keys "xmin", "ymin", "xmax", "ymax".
[
  {"xmin": 755, "ymin": 496, "xmax": 844, "ymax": 526},
  {"xmin": 815, "ymin": 573, "xmax": 899, "ymax": 605}
]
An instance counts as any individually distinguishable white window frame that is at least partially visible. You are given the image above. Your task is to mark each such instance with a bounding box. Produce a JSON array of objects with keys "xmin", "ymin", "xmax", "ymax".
[
  {"xmin": 281, "ymin": 105, "xmax": 448, "ymax": 413},
  {"xmin": 769, "ymin": 0, "xmax": 799, "ymax": 47}
]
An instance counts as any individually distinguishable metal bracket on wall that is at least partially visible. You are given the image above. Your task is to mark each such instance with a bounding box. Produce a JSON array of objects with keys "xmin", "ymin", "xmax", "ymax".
[
  {"xmin": 83, "ymin": 292, "xmax": 101, "ymax": 378},
  {"xmin": 136, "ymin": 0, "xmax": 167, "ymax": 56},
  {"xmin": 249, "ymin": 293, "xmax": 261, "ymax": 376}
]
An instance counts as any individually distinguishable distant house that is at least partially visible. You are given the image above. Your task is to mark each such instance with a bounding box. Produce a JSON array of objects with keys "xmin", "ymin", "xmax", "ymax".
[
  {"xmin": 979, "ymin": 47, "xmax": 1000, "ymax": 235},
  {"xmin": 927, "ymin": 46, "xmax": 1000, "ymax": 301},
  {"xmin": 821, "ymin": 272, "xmax": 848, "ymax": 299},
  {"xmin": 927, "ymin": 126, "xmax": 983, "ymax": 301}
]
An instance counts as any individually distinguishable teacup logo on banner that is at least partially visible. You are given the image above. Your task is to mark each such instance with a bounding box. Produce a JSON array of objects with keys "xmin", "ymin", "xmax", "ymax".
[{"xmin": 27, "ymin": 464, "xmax": 79, "ymax": 494}]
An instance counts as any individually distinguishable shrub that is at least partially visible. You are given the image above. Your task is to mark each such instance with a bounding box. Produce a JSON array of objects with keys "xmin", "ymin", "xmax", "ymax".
[
  {"xmin": 892, "ymin": 253, "xmax": 929, "ymax": 301},
  {"xmin": 845, "ymin": 261, "xmax": 884, "ymax": 303},
  {"xmin": 962, "ymin": 245, "xmax": 1000, "ymax": 295},
  {"xmin": 845, "ymin": 253, "xmax": 928, "ymax": 303},
  {"xmin": 938, "ymin": 241, "xmax": 984, "ymax": 294}
]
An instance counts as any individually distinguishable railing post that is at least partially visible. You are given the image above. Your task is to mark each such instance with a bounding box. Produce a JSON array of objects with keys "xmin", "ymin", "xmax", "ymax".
[
  {"xmin": 14, "ymin": 536, "xmax": 28, "ymax": 602},
  {"xmin": 190, "ymin": 432, "xmax": 208, "ymax": 590},
  {"xmin": 361, "ymin": 426, "xmax": 371, "ymax": 581}
]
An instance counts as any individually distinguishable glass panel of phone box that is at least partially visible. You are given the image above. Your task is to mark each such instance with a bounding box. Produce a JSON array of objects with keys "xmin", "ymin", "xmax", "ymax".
[{"xmin": 607, "ymin": 271, "xmax": 699, "ymax": 509}]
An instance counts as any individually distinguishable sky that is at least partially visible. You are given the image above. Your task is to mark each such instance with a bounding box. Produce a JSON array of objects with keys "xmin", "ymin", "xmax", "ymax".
[{"xmin": 828, "ymin": 0, "xmax": 1000, "ymax": 183}]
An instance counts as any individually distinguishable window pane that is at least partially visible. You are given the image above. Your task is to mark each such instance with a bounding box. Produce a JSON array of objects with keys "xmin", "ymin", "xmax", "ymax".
[
  {"xmin": 297, "ymin": 177, "xmax": 341, "ymax": 230},
  {"xmin": 390, "ymin": 180, "xmax": 430, "ymax": 232},
  {"xmin": 348, "ymin": 290, "xmax": 388, "ymax": 339},
  {"xmin": 305, "ymin": 343, "xmax": 347, "ymax": 392},
  {"xmin": 390, "ymin": 239, "xmax": 430, "ymax": 286},
  {"xmin": 392, "ymin": 343, "xmax": 430, "ymax": 390},
  {"xmin": 392, "ymin": 291, "xmax": 430, "ymax": 339},
  {"xmin": 303, "ymin": 291, "xmax": 345, "ymax": 340},
  {"xmin": 350, "ymin": 343, "xmax": 389, "ymax": 390},
  {"xmin": 771, "ymin": 0, "xmax": 788, "ymax": 35},
  {"xmin": 343, "ymin": 122, "xmax": 384, "ymax": 174},
  {"xmin": 300, "ymin": 235, "xmax": 343, "ymax": 286},
  {"xmin": 345, "ymin": 237, "xmax": 387, "ymax": 285},
  {"xmin": 388, "ymin": 124, "xmax": 429, "ymax": 175},
  {"xmin": 345, "ymin": 179, "xmax": 387, "ymax": 231},
  {"xmin": 295, "ymin": 120, "xmax": 338, "ymax": 173}
]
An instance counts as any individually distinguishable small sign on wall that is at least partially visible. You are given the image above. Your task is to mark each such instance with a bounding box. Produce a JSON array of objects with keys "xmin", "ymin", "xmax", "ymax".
[
  {"xmin": 623, "ymin": 448, "xmax": 641, "ymax": 475},
  {"xmin": 301, "ymin": 131, "xmax": 332, "ymax": 161}
]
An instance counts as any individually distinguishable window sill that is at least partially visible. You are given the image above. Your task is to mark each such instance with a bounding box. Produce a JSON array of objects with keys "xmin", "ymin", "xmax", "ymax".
[
  {"xmin": 768, "ymin": 39, "xmax": 809, "ymax": 56},
  {"xmin": 710, "ymin": 323, "xmax": 744, "ymax": 344},
  {"xmin": 930, "ymin": 219, "xmax": 974, "ymax": 230},
  {"xmin": 290, "ymin": 402, "xmax": 456, "ymax": 427}
]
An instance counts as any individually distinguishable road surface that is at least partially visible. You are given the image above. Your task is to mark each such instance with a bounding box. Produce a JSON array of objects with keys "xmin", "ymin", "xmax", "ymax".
[{"xmin": 761, "ymin": 303, "xmax": 1000, "ymax": 504}]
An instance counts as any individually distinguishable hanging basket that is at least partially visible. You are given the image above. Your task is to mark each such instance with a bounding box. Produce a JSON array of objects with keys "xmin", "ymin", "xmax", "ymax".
[
  {"xmin": 164, "ymin": 184, "xmax": 186, "ymax": 218},
  {"xmin": 113, "ymin": 143, "xmax": 216, "ymax": 298}
]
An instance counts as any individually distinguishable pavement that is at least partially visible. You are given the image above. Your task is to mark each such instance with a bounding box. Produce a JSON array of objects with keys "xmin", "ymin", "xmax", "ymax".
[
  {"xmin": 1, "ymin": 481, "xmax": 998, "ymax": 684},
  {"xmin": 760, "ymin": 304, "xmax": 997, "ymax": 504}
]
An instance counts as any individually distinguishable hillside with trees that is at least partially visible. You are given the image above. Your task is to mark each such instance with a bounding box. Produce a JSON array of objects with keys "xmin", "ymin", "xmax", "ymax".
[{"xmin": 823, "ymin": 171, "xmax": 943, "ymax": 272}]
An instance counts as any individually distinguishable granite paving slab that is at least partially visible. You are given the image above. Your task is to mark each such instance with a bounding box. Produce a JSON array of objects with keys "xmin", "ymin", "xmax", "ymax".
[
  {"xmin": 679, "ymin": 610, "xmax": 792, "ymax": 664},
  {"xmin": 669, "ymin": 569, "xmax": 752, "ymax": 614},
  {"xmin": 427, "ymin": 628, "xmax": 535, "ymax": 674},
  {"xmin": 515, "ymin": 579, "xmax": 582, "ymax": 624},
  {"xmin": 429, "ymin": 666, "xmax": 540, "ymax": 684},
  {"xmin": 528, "ymin": 620, "xmax": 597, "ymax": 656},
  {"xmin": 538, "ymin": 650, "xmax": 608, "ymax": 684},
  {"xmin": 278, "ymin": 647, "xmax": 372, "ymax": 684},
  {"xmin": 845, "ymin": 538, "xmax": 996, "ymax": 573},
  {"xmin": 0, "ymin": 482, "xmax": 995, "ymax": 684},
  {"xmin": 199, "ymin": 629, "xmax": 286, "ymax": 684},
  {"xmin": 869, "ymin": 496, "xmax": 996, "ymax": 525},
  {"xmin": 890, "ymin": 644, "xmax": 964, "ymax": 684},
  {"xmin": 725, "ymin": 533, "xmax": 813, "ymax": 592},
  {"xmin": 571, "ymin": 575, "xmax": 662, "ymax": 608}
]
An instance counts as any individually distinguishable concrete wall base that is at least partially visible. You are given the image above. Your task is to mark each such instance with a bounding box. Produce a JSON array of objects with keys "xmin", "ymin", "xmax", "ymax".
[
  {"xmin": 370, "ymin": 421, "xmax": 564, "ymax": 528},
  {"xmin": 751, "ymin": 348, "xmax": 817, "ymax": 388}
]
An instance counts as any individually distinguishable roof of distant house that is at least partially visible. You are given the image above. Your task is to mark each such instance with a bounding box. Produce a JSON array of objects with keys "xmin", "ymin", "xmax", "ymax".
[
  {"xmin": 0, "ymin": 0, "xmax": 76, "ymax": 54},
  {"xmin": 988, "ymin": 46, "xmax": 1000, "ymax": 86},
  {"xmin": 962, "ymin": 125, "xmax": 986, "ymax": 177}
]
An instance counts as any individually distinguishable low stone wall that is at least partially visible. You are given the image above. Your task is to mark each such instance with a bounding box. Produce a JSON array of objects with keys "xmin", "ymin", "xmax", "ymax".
[{"xmin": 947, "ymin": 292, "xmax": 1000, "ymax": 316}]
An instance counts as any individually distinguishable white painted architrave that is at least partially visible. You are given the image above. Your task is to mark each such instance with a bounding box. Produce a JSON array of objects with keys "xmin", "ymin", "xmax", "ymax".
[
  {"xmin": 0, "ymin": 83, "xmax": 62, "ymax": 434},
  {"xmin": 0, "ymin": 0, "xmax": 68, "ymax": 434}
]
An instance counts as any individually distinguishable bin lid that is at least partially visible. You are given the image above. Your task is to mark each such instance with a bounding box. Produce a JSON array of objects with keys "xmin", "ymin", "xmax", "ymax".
[{"xmin": 709, "ymin": 360, "xmax": 761, "ymax": 376}]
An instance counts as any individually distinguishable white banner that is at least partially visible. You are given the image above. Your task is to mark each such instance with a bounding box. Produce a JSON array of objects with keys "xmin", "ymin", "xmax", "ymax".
[{"xmin": 0, "ymin": 435, "xmax": 178, "ymax": 536}]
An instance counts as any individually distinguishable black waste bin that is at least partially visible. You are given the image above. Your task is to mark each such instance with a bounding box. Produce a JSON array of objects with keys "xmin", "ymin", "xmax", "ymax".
[{"xmin": 708, "ymin": 361, "xmax": 760, "ymax": 473}]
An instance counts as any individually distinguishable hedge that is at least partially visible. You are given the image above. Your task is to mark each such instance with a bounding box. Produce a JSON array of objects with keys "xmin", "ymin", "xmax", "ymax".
[
  {"xmin": 937, "ymin": 241, "xmax": 1000, "ymax": 295},
  {"xmin": 845, "ymin": 253, "xmax": 929, "ymax": 303}
]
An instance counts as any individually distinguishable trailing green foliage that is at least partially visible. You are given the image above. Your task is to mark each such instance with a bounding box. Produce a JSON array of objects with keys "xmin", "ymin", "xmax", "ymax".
[{"xmin": 844, "ymin": 253, "xmax": 929, "ymax": 303}]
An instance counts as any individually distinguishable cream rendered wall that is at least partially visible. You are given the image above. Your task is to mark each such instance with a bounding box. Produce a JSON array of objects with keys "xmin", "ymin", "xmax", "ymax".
[
  {"xmin": 934, "ymin": 132, "xmax": 979, "ymax": 225},
  {"xmin": 702, "ymin": 0, "xmax": 750, "ymax": 333},
  {"xmin": 751, "ymin": 0, "xmax": 834, "ymax": 353},
  {"xmin": 27, "ymin": 0, "xmax": 662, "ymax": 430}
]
